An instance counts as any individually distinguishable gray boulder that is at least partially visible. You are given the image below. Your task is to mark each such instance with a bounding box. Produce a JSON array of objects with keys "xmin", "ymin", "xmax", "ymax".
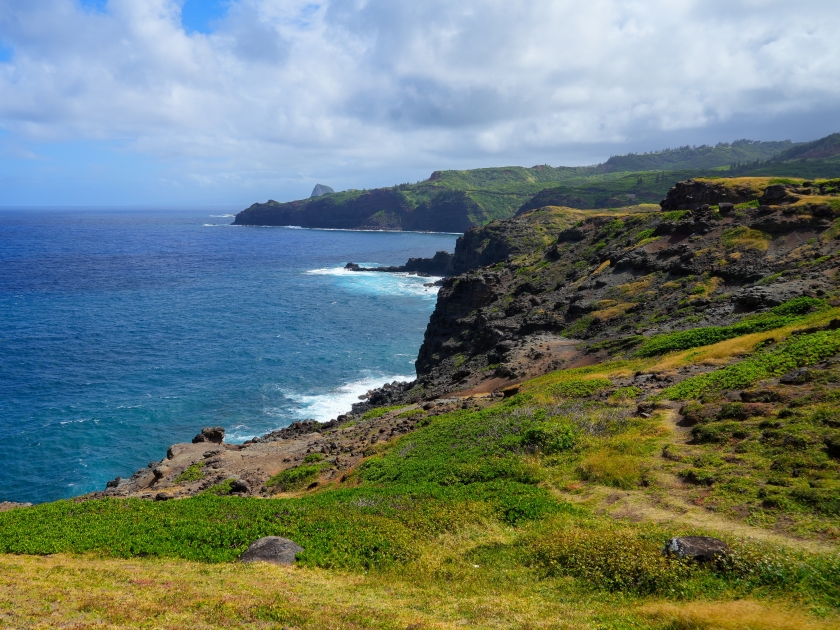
[
  {"xmin": 240, "ymin": 536, "xmax": 304, "ymax": 565},
  {"xmin": 780, "ymin": 367, "xmax": 812, "ymax": 385},
  {"xmin": 663, "ymin": 536, "xmax": 729, "ymax": 562}
]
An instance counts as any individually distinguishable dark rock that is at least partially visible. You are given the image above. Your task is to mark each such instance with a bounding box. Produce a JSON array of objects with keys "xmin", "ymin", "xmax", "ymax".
[
  {"xmin": 230, "ymin": 479, "xmax": 250, "ymax": 494},
  {"xmin": 192, "ymin": 427, "xmax": 225, "ymax": 444},
  {"xmin": 740, "ymin": 390, "xmax": 783, "ymax": 403},
  {"xmin": 239, "ymin": 536, "xmax": 304, "ymax": 565},
  {"xmin": 105, "ymin": 476, "xmax": 122, "ymax": 488},
  {"xmin": 663, "ymin": 536, "xmax": 729, "ymax": 562},
  {"xmin": 780, "ymin": 368, "xmax": 812, "ymax": 385},
  {"xmin": 718, "ymin": 202, "xmax": 734, "ymax": 214},
  {"xmin": 347, "ymin": 250, "xmax": 454, "ymax": 276},
  {"xmin": 732, "ymin": 287, "xmax": 785, "ymax": 310},
  {"xmin": 154, "ymin": 493, "xmax": 171, "ymax": 501}
]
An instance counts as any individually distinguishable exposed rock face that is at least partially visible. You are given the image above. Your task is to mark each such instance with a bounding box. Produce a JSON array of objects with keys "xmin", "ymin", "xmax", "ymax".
[
  {"xmin": 0, "ymin": 502, "xmax": 33, "ymax": 512},
  {"xmin": 310, "ymin": 184, "xmax": 335, "ymax": 197},
  {"xmin": 240, "ymin": 537, "xmax": 304, "ymax": 565},
  {"xmin": 192, "ymin": 427, "xmax": 225, "ymax": 444},
  {"xmin": 399, "ymin": 183, "xmax": 840, "ymax": 399},
  {"xmin": 663, "ymin": 536, "xmax": 729, "ymax": 562}
]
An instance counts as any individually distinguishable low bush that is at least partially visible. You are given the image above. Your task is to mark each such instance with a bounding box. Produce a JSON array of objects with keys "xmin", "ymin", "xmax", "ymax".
[
  {"xmin": 265, "ymin": 464, "xmax": 324, "ymax": 492},
  {"xmin": 550, "ymin": 377, "xmax": 612, "ymax": 398},
  {"xmin": 530, "ymin": 519, "xmax": 695, "ymax": 595},
  {"xmin": 174, "ymin": 461, "xmax": 205, "ymax": 483}
]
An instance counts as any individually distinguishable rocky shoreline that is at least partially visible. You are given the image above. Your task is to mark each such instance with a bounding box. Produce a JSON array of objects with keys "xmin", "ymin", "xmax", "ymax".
[{"xmin": 43, "ymin": 176, "xmax": 840, "ymax": 503}]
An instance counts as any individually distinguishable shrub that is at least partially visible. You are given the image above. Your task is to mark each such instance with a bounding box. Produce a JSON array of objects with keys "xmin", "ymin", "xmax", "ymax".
[
  {"xmin": 578, "ymin": 451, "xmax": 648, "ymax": 489},
  {"xmin": 303, "ymin": 452, "xmax": 325, "ymax": 463},
  {"xmin": 174, "ymin": 461, "xmax": 205, "ymax": 483},
  {"xmin": 530, "ymin": 520, "xmax": 694, "ymax": 595},
  {"xmin": 691, "ymin": 421, "xmax": 743, "ymax": 444},
  {"xmin": 521, "ymin": 422, "xmax": 577, "ymax": 454},
  {"xmin": 550, "ymin": 377, "xmax": 612, "ymax": 399},
  {"xmin": 265, "ymin": 464, "xmax": 324, "ymax": 492}
]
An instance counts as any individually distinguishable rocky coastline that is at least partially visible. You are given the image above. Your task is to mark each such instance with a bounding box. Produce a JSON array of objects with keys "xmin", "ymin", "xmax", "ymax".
[{"xmin": 76, "ymin": 176, "xmax": 840, "ymax": 502}]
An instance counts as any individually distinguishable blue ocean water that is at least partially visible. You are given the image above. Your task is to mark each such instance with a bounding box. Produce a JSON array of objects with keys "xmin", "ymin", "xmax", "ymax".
[{"xmin": 0, "ymin": 208, "xmax": 457, "ymax": 504}]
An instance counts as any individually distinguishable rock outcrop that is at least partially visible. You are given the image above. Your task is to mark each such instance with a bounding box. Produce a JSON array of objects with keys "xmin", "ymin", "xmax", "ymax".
[
  {"xmin": 663, "ymin": 536, "xmax": 729, "ymax": 562},
  {"xmin": 310, "ymin": 184, "xmax": 335, "ymax": 198},
  {"xmin": 346, "ymin": 251, "xmax": 454, "ymax": 276},
  {"xmin": 240, "ymin": 537, "xmax": 304, "ymax": 565}
]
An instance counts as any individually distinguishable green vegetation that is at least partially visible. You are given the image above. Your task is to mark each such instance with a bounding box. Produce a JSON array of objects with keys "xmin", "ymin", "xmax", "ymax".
[
  {"xmin": 265, "ymin": 464, "xmax": 326, "ymax": 493},
  {"xmin": 550, "ymin": 377, "xmax": 612, "ymax": 398},
  {"xmin": 174, "ymin": 461, "xmax": 205, "ymax": 483},
  {"xmin": 660, "ymin": 328, "xmax": 840, "ymax": 400},
  {"xmin": 636, "ymin": 297, "xmax": 829, "ymax": 357}
]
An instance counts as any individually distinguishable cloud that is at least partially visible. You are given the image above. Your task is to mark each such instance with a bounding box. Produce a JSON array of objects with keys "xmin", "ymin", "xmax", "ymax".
[{"xmin": 0, "ymin": 0, "xmax": 838, "ymax": 204}]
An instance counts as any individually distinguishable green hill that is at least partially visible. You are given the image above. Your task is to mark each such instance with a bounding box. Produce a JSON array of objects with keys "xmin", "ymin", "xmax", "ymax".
[{"xmin": 233, "ymin": 134, "xmax": 840, "ymax": 231}]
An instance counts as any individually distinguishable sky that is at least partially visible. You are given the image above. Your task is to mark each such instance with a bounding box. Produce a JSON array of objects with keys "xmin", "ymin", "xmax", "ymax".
[{"xmin": 0, "ymin": 0, "xmax": 839, "ymax": 207}]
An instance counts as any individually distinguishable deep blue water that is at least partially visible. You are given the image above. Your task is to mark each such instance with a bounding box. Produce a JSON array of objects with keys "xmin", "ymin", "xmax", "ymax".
[{"xmin": 0, "ymin": 208, "xmax": 457, "ymax": 504}]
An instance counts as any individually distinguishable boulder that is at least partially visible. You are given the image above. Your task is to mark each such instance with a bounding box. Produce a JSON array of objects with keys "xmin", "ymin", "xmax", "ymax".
[
  {"xmin": 240, "ymin": 537, "xmax": 304, "ymax": 565},
  {"xmin": 780, "ymin": 367, "xmax": 812, "ymax": 385},
  {"xmin": 192, "ymin": 427, "xmax": 225, "ymax": 444},
  {"xmin": 663, "ymin": 536, "xmax": 729, "ymax": 562},
  {"xmin": 230, "ymin": 479, "xmax": 250, "ymax": 494}
]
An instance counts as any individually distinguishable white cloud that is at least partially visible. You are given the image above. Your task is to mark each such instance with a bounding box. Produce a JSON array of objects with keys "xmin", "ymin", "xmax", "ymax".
[{"xmin": 0, "ymin": 0, "xmax": 838, "ymax": 203}]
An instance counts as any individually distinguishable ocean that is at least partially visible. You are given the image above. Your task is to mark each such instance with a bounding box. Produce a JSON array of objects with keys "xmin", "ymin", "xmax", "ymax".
[{"xmin": 0, "ymin": 208, "xmax": 457, "ymax": 504}]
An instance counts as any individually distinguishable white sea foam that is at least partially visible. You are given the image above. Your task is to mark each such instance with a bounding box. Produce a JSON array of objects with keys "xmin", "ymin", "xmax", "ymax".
[
  {"xmin": 282, "ymin": 373, "xmax": 415, "ymax": 423},
  {"xmin": 306, "ymin": 266, "xmax": 441, "ymax": 299},
  {"xmin": 209, "ymin": 214, "xmax": 236, "ymax": 218}
]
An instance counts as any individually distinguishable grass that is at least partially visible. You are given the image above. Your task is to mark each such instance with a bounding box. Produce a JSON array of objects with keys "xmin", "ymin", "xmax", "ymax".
[
  {"xmin": 659, "ymin": 328, "xmax": 840, "ymax": 400},
  {"xmin": 721, "ymin": 226, "xmax": 772, "ymax": 250},
  {"xmin": 174, "ymin": 460, "xmax": 205, "ymax": 483},
  {"xmin": 635, "ymin": 297, "xmax": 829, "ymax": 357}
]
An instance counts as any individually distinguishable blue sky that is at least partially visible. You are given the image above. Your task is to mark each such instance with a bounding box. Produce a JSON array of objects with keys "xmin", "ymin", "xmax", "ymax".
[
  {"xmin": 79, "ymin": 0, "xmax": 230, "ymax": 33},
  {"xmin": 0, "ymin": 0, "xmax": 839, "ymax": 207}
]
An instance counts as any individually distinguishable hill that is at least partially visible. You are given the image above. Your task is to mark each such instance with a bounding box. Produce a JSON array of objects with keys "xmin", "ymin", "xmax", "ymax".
[
  {"xmin": 3, "ymin": 175, "xmax": 840, "ymax": 628},
  {"xmin": 233, "ymin": 136, "xmax": 840, "ymax": 231}
]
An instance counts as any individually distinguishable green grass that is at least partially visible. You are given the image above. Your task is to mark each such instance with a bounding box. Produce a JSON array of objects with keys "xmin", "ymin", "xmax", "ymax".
[
  {"xmin": 1, "ymin": 372, "xmax": 839, "ymax": 614},
  {"xmin": 635, "ymin": 297, "xmax": 828, "ymax": 357},
  {"xmin": 659, "ymin": 327, "xmax": 840, "ymax": 400}
]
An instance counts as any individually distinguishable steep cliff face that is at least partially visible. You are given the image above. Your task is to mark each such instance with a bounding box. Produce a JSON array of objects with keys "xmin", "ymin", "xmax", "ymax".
[
  {"xmin": 234, "ymin": 188, "xmax": 478, "ymax": 232},
  {"xmin": 409, "ymin": 177, "xmax": 840, "ymax": 398}
]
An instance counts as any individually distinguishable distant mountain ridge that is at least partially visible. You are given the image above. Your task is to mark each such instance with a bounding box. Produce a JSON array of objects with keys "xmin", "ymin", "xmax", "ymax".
[{"xmin": 233, "ymin": 133, "xmax": 840, "ymax": 231}]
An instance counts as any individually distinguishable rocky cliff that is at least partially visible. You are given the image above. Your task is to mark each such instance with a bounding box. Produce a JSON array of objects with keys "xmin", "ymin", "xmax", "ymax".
[
  {"xmin": 102, "ymin": 175, "xmax": 840, "ymax": 501},
  {"xmin": 406, "ymin": 177, "xmax": 840, "ymax": 398}
]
